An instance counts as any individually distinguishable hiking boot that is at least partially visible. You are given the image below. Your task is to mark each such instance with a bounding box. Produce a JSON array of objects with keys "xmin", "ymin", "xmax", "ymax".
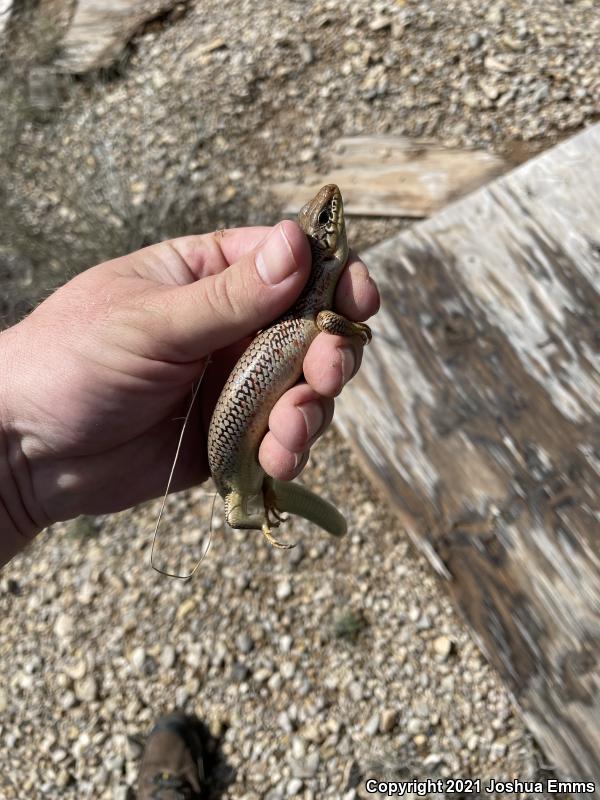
[{"xmin": 137, "ymin": 712, "xmax": 205, "ymax": 800}]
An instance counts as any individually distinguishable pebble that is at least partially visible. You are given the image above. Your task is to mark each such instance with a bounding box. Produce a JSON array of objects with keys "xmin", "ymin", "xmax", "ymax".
[
  {"xmin": 278, "ymin": 711, "xmax": 294, "ymax": 733},
  {"xmin": 176, "ymin": 598, "xmax": 196, "ymax": 621},
  {"xmin": 286, "ymin": 778, "xmax": 303, "ymax": 796},
  {"xmin": 68, "ymin": 658, "xmax": 87, "ymax": 680},
  {"xmin": 347, "ymin": 681, "xmax": 364, "ymax": 702},
  {"xmin": 467, "ymin": 31, "xmax": 483, "ymax": 49},
  {"xmin": 130, "ymin": 646, "xmax": 147, "ymax": 672},
  {"xmin": 54, "ymin": 613, "xmax": 74, "ymax": 639},
  {"xmin": 379, "ymin": 708, "xmax": 397, "ymax": 733},
  {"xmin": 253, "ymin": 667, "xmax": 271, "ymax": 684},
  {"xmin": 406, "ymin": 717, "xmax": 425, "ymax": 736},
  {"xmin": 280, "ymin": 661, "xmax": 296, "ymax": 680},
  {"xmin": 60, "ymin": 690, "xmax": 77, "ymax": 710},
  {"xmin": 74, "ymin": 676, "xmax": 98, "ymax": 703},
  {"xmin": 433, "ymin": 635, "xmax": 454, "ymax": 661},
  {"xmin": 236, "ymin": 632, "xmax": 254, "ymax": 654},
  {"xmin": 231, "ymin": 662, "xmax": 250, "ymax": 682},
  {"xmin": 160, "ymin": 644, "xmax": 176, "ymax": 670},
  {"xmin": 364, "ymin": 713, "xmax": 380, "ymax": 736},
  {"xmin": 490, "ymin": 740, "xmax": 508, "ymax": 760},
  {"xmin": 276, "ymin": 580, "xmax": 292, "ymax": 600}
]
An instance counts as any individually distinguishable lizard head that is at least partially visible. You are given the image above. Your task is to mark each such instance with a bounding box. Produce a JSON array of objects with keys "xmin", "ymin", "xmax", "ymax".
[{"xmin": 297, "ymin": 184, "xmax": 346, "ymax": 259}]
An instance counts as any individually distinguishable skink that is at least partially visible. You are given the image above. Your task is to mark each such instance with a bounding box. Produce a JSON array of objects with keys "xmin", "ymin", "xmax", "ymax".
[{"xmin": 207, "ymin": 184, "xmax": 371, "ymax": 548}]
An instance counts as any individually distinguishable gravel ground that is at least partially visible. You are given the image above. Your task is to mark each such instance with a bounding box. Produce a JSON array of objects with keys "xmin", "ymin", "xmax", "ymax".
[{"xmin": 2, "ymin": 0, "xmax": 598, "ymax": 797}]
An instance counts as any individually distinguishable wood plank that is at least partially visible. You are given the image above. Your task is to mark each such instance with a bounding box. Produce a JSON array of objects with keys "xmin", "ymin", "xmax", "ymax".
[
  {"xmin": 272, "ymin": 136, "xmax": 508, "ymax": 218},
  {"xmin": 334, "ymin": 124, "xmax": 600, "ymax": 791},
  {"xmin": 54, "ymin": 0, "xmax": 178, "ymax": 73}
]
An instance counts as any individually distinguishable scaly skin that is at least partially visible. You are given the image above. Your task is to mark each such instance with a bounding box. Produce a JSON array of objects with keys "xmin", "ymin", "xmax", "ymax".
[{"xmin": 206, "ymin": 184, "xmax": 371, "ymax": 548}]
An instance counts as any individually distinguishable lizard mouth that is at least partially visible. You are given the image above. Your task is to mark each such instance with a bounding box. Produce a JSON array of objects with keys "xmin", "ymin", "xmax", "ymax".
[{"xmin": 298, "ymin": 184, "xmax": 344, "ymax": 254}]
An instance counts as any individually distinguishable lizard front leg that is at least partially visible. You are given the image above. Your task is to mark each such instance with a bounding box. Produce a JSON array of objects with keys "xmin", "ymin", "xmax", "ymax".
[{"xmin": 316, "ymin": 310, "xmax": 372, "ymax": 344}]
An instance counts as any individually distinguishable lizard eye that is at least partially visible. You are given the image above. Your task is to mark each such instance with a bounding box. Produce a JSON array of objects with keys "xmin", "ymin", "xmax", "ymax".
[{"xmin": 318, "ymin": 209, "xmax": 330, "ymax": 225}]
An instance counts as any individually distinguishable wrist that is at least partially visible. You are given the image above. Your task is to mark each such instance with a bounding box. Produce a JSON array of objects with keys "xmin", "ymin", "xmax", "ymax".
[{"xmin": 0, "ymin": 326, "xmax": 47, "ymax": 565}]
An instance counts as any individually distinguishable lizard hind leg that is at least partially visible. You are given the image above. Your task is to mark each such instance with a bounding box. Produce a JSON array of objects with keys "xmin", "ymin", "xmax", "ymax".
[{"xmin": 262, "ymin": 478, "xmax": 295, "ymax": 550}]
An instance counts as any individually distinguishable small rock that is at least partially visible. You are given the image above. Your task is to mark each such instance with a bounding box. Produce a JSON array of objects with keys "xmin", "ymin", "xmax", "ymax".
[
  {"xmin": 54, "ymin": 613, "xmax": 74, "ymax": 639},
  {"xmin": 486, "ymin": 5, "xmax": 504, "ymax": 25},
  {"xmin": 0, "ymin": 688, "xmax": 7, "ymax": 713},
  {"xmin": 407, "ymin": 717, "xmax": 424, "ymax": 736},
  {"xmin": 236, "ymin": 632, "xmax": 253, "ymax": 654},
  {"xmin": 130, "ymin": 647, "xmax": 147, "ymax": 672},
  {"xmin": 364, "ymin": 713, "xmax": 380, "ymax": 736},
  {"xmin": 463, "ymin": 90, "xmax": 482, "ymax": 109},
  {"xmin": 288, "ymin": 543, "xmax": 305, "ymax": 565},
  {"xmin": 286, "ymin": 777, "xmax": 303, "ymax": 796},
  {"xmin": 231, "ymin": 662, "xmax": 250, "ymax": 682},
  {"xmin": 278, "ymin": 711, "xmax": 293, "ymax": 733},
  {"xmin": 211, "ymin": 642, "xmax": 227, "ymax": 667},
  {"xmin": 268, "ymin": 672, "xmax": 282, "ymax": 691},
  {"xmin": 67, "ymin": 659, "xmax": 87, "ymax": 681},
  {"xmin": 433, "ymin": 635, "xmax": 454, "ymax": 661},
  {"xmin": 380, "ymin": 708, "xmax": 397, "ymax": 734},
  {"xmin": 278, "ymin": 634, "xmax": 293, "ymax": 654},
  {"xmin": 51, "ymin": 748, "xmax": 68, "ymax": 764},
  {"xmin": 77, "ymin": 581, "xmax": 96, "ymax": 605},
  {"xmin": 176, "ymin": 598, "xmax": 196, "ymax": 621},
  {"xmin": 60, "ymin": 690, "xmax": 77, "ymax": 710},
  {"xmin": 175, "ymin": 686, "xmax": 189, "ymax": 707},
  {"xmin": 280, "ymin": 661, "xmax": 296, "ymax": 680},
  {"xmin": 299, "ymin": 43, "xmax": 313, "ymax": 65},
  {"xmin": 467, "ymin": 32, "xmax": 483, "ymax": 50},
  {"xmin": 160, "ymin": 645, "xmax": 176, "ymax": 670},
  {"xmin": 423, "ymin": 753, "xmax": 443, "ymax": 769},
  {"xmin": 74, "ymin": 676, "xmax": 98, "ymax": 703},
  {"xmin": 490, "ymin": 739, "xmax": 508, "ymax": 760},
  {"xmin": 291, "ymin": 737, "xmax": 305, "ymax": 760},
  {"xmin": 484, "ymin": 54, "xmax": 514, "ymax": 73},
  {"xmin": 347, "ymin": 681, "xmax": 363, "ymax": 702},
  {"xmin": 56, "ymin": 768, "xmax": 70, "ymax": 788},
  {"xmin": 276, "ymin": 580, "xmax": 292, "ymax": 600},
  {"xmin": 369, "ymin": 15, "xmax": 392, "ymax": 31},
  {"xmin": 254, "ymin": 667, "xmax": 271, "ymax": 684},
  {"xmin": 291, "ymin": 750, "xmax": 320, "ymax": 779}
]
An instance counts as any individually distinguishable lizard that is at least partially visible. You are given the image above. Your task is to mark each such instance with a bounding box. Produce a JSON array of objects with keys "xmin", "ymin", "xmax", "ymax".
[{"xmin": 206, "ymin": 184, "xmax": 372, "ymax": 549}]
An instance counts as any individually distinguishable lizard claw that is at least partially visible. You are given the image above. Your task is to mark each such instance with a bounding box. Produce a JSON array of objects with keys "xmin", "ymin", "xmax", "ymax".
[{"xmin": 262, "ymin": 523, "xmax": 295, "ymax": 550}]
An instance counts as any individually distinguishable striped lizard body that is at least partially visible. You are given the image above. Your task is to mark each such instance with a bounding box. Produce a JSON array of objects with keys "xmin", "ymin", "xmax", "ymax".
[{"xmin": 207, "ymin": 184, "xmax": 371, "ymax": 548}]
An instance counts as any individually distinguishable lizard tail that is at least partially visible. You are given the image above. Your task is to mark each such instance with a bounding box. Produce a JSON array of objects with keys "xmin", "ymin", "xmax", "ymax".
[{"xmin": 272, "ymin": 479, "xmax": 347, "ymax": 538}]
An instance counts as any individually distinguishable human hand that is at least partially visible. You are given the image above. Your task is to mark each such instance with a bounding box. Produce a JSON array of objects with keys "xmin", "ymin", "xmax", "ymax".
[{"xmin": 0, "ymin": 222, "xmax": 379, "ymax": 563}]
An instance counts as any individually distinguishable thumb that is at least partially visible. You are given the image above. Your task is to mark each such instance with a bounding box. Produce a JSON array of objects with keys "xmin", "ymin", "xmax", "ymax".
[{"xmin": 163, "ymin": 221, "xmax": 311, "ymax": 359}]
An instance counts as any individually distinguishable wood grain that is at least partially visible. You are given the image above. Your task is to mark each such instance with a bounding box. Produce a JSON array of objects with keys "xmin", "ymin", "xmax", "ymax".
[
  {"xmin": 272, "ymin": 136, "xmax": 508, "ymax": 218},
  {"xmin": 54, "ymin": 0, "xmax": 177, "ymax": 73},
  {"xmin": 334, "ymin": 124, "xmax": 600, "ymax": 791}
]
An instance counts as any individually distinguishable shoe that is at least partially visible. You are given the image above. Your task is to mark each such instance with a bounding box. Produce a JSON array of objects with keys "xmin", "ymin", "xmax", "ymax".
[{"xmin": 137, "ymin": 711, "xmax": 205, "ymax": 799}]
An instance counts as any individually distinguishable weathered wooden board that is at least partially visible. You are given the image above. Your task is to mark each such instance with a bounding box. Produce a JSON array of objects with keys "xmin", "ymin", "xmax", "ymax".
[
  {"xmin": 272, "ymin": 136, "xmax": 508, "ymax": 218},
  {"xmin": 54, "ymin": 0, "xmax": 177, "ymax": 73},
  {"xmin": 0, "ymin": 0, "xmax": 12, "ymax": 39},
  {"xmin": 335, "ymin": 124, "xmax": 600, "ymax": 791}
]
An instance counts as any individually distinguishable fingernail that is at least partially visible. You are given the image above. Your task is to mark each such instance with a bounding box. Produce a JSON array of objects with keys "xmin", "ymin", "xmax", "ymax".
[
  {"xmin": 297, "ymin": 402, "xmax": 325, "ymax": 442},
  {"xmin": 338, "ymin": 346, "xmax": 356, "ymax": 387},
  {"xmin": 256, "ymin": 223, "xmax": 298, "ymax": 285}
]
